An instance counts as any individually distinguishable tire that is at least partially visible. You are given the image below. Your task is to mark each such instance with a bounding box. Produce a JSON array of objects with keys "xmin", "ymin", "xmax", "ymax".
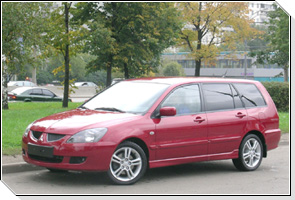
[
  {"xmin": 233, "ymin": 134, "xmax": 263, "ymax": 171},
  {"xmin": 107, "ymin": 141, "xmax": 147, "ymax": 185},
  {"xmin": 46, "ymin": 168, "xmax": 68, "ymax": 173}
]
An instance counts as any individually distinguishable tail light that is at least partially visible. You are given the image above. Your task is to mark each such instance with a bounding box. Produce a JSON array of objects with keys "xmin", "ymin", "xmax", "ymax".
[{"xmin": 12, "ymin": 95, "xmax": 17, "ymax": 99}]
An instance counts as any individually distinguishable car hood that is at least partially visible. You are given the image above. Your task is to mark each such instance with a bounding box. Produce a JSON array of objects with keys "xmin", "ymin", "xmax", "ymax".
[{"xmin": 31, "ymin": 109, "xmax": 140, "ymax": 135}]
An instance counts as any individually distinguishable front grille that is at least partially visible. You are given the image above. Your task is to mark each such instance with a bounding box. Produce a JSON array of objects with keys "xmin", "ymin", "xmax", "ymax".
[
  {"xmin": 47, "ymin": 133, "xmax": 65, "ymax": 142},
  {"xmin": 28, "ymin": 154, "xmax": 63, "ymax": 163},
  {"xmin": 32, "ymin": 131, "xmax": 43, "ymax": 140}
]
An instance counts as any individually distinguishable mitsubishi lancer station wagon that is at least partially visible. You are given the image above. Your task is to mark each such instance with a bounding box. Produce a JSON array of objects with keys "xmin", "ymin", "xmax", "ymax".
[{"xmin": 22, "ymin": 77, "xmax": 281, "ymax": 185}]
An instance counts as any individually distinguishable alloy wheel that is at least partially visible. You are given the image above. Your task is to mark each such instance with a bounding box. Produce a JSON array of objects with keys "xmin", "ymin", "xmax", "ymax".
[
  {"xmin": 110, "ymin": 146, "xmax": 143, "ymax": 182},
  {"xmin": 242, "ymin": 138, "xmax": 262, "ymax": 168}
]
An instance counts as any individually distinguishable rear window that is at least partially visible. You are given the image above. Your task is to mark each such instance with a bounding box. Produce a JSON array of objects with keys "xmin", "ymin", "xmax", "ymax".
[
  {"xmin": 233, "ymin": 83, "xmax": 266, "ymax": 108},
  {"xmin": 202, "ymin": 83, "xmax": 234, "ymax": 111}
]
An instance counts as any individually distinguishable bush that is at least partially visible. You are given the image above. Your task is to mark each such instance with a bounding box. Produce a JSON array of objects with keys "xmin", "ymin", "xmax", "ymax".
[
  {"xmin": 162, "ymin": 62, "xmax": 185, "ymax": 76},
  {"xmin": 262, "ymin": 82, "xmax": 289, "ymax": 112}
]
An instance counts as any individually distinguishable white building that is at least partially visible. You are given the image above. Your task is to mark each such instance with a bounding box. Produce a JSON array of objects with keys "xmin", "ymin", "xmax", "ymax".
[{"xmin": 248, "ymin": 2, "xmax": 275, "ymax": 25}]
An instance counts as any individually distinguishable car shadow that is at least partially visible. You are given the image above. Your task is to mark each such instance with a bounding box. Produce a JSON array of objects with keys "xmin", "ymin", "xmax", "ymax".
[{"xmin": 29, "ymin": 160, "xmax": 238, "ymax": 186}]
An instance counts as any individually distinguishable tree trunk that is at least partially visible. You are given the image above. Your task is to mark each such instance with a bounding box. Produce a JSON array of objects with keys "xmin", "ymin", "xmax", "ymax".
[
  {"xmin": 2, "ymin": 62, "xmax": 9, "ymax": 110},
  {"xmin": 62, "ymin": 3, "xmax": 70, "ymax": 108},
  {"xmin": 32, "ymin": 48, "xmax": 37, "ymax": 84},
  {"xmin": 194, "ymin": 3, "xmax": 202, "ymax": 77},
  {"xmin": 106, "ymin": 65, "xmax": 112, "ymax": 87},
  {"xmin": 32, "ymin": 67, "xmax": 37, "ymax": 85},
  {"xmin": 195, "ymin": 59, "xmax": 201, "ymax": 77},
  {"xmin": 284, "ymin": 66, "xmax": 289, "ymax": 82},
  {"xmin": 124, "ymin": 63, "xmax": 129, "ymax": 79}
]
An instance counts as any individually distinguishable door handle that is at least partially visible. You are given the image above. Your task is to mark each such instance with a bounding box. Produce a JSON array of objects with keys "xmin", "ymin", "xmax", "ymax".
[
  {"xmin": 235, "ymin": 112, "xmax": 246, "ymax": 118},
  {"xmin": 194, "ymin": 116, "xmax": 205, "ymax": 123}
]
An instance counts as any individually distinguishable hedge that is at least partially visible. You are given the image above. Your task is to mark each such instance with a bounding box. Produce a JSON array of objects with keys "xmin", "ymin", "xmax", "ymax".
[{"xmin": 262, "ymin": 82, "xmax": 289, "ymax": 112}]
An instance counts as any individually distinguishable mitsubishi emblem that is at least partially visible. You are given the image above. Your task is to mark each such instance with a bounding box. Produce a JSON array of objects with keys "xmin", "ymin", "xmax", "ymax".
[{"xmin": 39, "ymin": 134, "xmax": 44, "ymax": 142}]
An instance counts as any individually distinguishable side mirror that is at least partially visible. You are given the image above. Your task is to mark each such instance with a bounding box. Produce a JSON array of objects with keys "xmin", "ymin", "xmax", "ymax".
[{"xmin": 160, "ymin": 107, "xmax": 176, "ymax": 117}]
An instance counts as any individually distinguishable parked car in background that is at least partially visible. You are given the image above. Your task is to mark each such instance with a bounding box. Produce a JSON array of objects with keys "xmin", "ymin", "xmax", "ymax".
[
  {"xmin": 8, "ymin": 87, "xmax": 71, "ymax": 102},
  {"xmin": 8, "ymin": 81, "xmax": 36, "ymax": 87},
  {"xmin": 74, "ymin": 82, "xmax": 98, "ymax": 87},
  {"xmin": 22, "ymin": 78, "xmax": 280, "ymax": 185}
]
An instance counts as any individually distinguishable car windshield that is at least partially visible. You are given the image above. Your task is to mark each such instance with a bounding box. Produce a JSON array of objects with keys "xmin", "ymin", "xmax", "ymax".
[{"xmin": 82, "ymin": 81, "xmax": 169, "ymax": 114}]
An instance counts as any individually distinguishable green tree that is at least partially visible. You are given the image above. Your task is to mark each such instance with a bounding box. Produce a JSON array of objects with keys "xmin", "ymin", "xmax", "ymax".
[
  {"xmin": 46, "ymin": 2, "xmax": 85, "ymax": 107},
  {"xmin": 2, "ymin": 2, "xmax": 51, "ymax": 109},
  {"xmin": 178, "ymin": 2, "xmax": 258, "ymax": 77},
  {"xmin": 76, "ymin": 2, "xmax": 182, "ymax": 86},
  {"xmin": 251, "ymin": 4, "xmax": 289, "ymax": 82}
]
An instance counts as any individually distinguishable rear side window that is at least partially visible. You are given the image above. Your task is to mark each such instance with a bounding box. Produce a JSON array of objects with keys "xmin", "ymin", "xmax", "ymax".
[
  {"xmin": 233, "ymin": 83, "xmax": 266, "ymax": 108},
  {"xmin": 30, "ymin": 89, "xmax": 42, "ymax": 95},
  {"xmin": 42, "ymin": 89, "xmax": 55, "ymax": 97},
  {"xmin": 230, "ymin": 84, "xmax": 243, "ymax": 109},
  {"xmin": 202, "ymin": 83, "xmax": 234, "ymax": 111}
]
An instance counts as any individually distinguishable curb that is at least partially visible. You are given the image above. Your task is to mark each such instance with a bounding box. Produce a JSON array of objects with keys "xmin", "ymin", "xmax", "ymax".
[{"xmin": 2, "ymin": 162, "xmax": 44, "ymax": 174}]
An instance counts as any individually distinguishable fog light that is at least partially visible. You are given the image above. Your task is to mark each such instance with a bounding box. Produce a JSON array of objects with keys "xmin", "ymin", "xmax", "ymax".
[
  {"xmin": 69, "ymin": 157, "xmax": 87, "ymax": 164},
  {"xmin": 22, "ymin": 149, "xmax": 26, "ymax": 155}
]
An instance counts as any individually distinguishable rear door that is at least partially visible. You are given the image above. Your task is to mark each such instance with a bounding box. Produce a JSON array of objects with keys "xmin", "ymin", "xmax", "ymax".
[{"xmin": 202, "ymin": 83, "xmax": 248, "ymax": 157}]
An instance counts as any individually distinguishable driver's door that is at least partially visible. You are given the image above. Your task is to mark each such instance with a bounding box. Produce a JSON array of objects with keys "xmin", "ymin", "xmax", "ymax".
[{"xmin": 154, "ymin": 84, "xmax": 208, "ymax": 160}]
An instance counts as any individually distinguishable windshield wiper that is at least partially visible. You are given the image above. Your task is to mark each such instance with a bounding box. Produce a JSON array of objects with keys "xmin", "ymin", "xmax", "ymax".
[
  {"xmin": 94, "ymin": 107, "xmax": 125, "ymax": 113},
  {"xmin": 79, "ymin": 106, "xmax": 89, "ymax": 110}
]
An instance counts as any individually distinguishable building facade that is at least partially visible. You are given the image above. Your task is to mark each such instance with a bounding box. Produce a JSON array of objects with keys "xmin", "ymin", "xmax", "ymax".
[
  {"xmin": 161, "ymin": 52, "xmax": 285, "ymax": 82},
  {"xmin": 248, "ymin": 2, "xmax": 275, "ymax": 25}
]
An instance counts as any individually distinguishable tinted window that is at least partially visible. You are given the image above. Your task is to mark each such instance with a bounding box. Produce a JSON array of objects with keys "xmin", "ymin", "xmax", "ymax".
[
  {"xmin": 233, "ymin": 83, "xmax": 266, "ymax": 107},
  {"xmin": 203, "ymin": 84, "xmax": 234, "ymax": 111},
  {"xmin": 42, "ymin": 89, "xmax": 55, "ymax": 97},
  {"xmin": 162, "ymin": 85, "xmax": 201, "ymax": 115},
  {"xmin": 30, "ymin": 89, "xmax": 42, "ymax": 95},
  {"xmin": 230, "ymin": 84, "xmax": 243, "ymax": 109}
]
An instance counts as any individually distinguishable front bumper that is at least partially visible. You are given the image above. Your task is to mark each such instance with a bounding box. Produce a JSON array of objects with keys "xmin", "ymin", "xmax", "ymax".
[{"xmin": 22, "ymin": 132, "xmax": 116, "ymax": 171}]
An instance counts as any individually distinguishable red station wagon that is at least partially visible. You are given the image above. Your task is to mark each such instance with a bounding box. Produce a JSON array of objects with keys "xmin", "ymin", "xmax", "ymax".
[{"xmin": 22, "ymin": 77, "xmax": 281, "ymax": 185}]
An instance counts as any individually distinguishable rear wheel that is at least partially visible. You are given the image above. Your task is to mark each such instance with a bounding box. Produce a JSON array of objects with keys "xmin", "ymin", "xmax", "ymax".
[
  {"xmin": 233, "ymin": 134, "xmax": 263, "ymax": 171},
  {"xmin": 107, "ymin": 141, "xmax": 147, "ymax": 185}
]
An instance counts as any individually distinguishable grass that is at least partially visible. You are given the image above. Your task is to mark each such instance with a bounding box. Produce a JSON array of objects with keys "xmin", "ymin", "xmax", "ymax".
[
  {"xmin": 278, "ymin": 112, "xmax": 289, "ymax": 134},
  {"xmin": 2, "ymin": 102, "xmax": 290, "ymax": 155},
  {"xmin": 2, "ymin": 102, "xmax": 82, "ymax": 155}
]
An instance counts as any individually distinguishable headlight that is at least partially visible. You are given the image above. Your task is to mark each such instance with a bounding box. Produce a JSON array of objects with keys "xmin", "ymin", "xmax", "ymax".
[
  {"xmin": 23, "ymin": 122, "xmax": 34, "ymax": 137},
  {"xmin": 67, "ymin": 128, "xmax": 108, "ymax": 143}
]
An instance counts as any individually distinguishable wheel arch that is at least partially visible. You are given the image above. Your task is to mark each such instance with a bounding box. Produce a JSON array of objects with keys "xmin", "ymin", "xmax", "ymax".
[
  {"xmin": 24, "ymin": 98, "xmax": 32, "ymax": 102},
  {"xmin": 121, "ymin": 137, "xmax": 149, "ymax": 162},
  {"xmin": 243, "ymin": 130, "xmax": 267, "ymax": 158}
]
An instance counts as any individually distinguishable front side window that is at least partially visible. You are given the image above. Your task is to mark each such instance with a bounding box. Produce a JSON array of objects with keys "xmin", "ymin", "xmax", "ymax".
[
  {"xmin": 233, "ymin": 83, "xmax": 266, "ymax": 108},
  {"xmin": 161, "ymin": 85, "xmax": 201, "ymax": 115},
  {"xmin": 202, "ymin": 83, "xmax": 234, "ymax": 111}
]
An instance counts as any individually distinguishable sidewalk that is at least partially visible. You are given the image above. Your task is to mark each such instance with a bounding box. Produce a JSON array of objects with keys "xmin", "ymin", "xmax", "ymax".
[{"xmin": 2, "ymin": 133, "xmax": 290, "ymax": 173}]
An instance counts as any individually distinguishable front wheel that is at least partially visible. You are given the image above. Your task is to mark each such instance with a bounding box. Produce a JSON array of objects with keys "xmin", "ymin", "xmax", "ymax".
[
  {"xmin": 233, "ymin": 134, "xmax": 263, "ymax": 171},
  {"xmin": 107, "ymin": 141, "xmax": 147, "ymax": 185}
]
